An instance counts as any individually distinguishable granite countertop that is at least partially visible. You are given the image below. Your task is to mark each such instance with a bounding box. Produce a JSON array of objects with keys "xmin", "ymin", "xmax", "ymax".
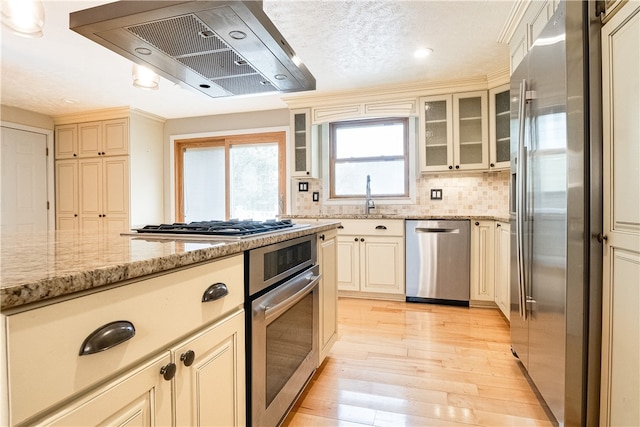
[
  {"xmin": 284, "ymin": 214, "xmax": 511, "ymax": 222},
  {"xmin": 0, "ymin": 221, "xmax": 339, "ymax": 312}
]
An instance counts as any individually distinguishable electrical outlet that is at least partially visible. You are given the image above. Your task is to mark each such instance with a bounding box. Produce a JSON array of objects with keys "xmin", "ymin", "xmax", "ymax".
[
  {"xmin": 312, "ymin": 192, "xmax": 319, "ymax": 202},
  {"xmin": 430, "ymin": 188, "xmax": 443, "ymax": 200},
  {"xmin": 298, "ymin": 182, "xmax": 309, "ymax": 192}
]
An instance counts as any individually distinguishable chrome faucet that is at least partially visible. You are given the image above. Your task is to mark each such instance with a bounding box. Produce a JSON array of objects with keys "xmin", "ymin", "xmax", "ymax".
[{"xmin": 365, "ymin": 175, "xmax": 375, "ymax": 214}]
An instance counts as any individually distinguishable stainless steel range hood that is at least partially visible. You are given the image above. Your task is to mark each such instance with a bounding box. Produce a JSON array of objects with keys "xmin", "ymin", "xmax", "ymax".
[{"xmin": 69, "ymin": 1, "xmax": 315, "ymax": 97}]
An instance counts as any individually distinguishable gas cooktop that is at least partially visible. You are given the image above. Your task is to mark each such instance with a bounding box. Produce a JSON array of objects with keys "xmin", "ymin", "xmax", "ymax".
[{"xmin": 126, "ymin": 219, "xmax": 309, "ymax": 241}]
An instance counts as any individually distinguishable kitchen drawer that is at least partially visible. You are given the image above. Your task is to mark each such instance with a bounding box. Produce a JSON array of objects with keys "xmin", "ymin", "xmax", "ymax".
[
  {"xmin": 5, "ymin": 254, "xmax": 243, "ymax": 426},
  {"xmin": 337, "ymin": 219, "xmax": 404, "ymax": 237}
]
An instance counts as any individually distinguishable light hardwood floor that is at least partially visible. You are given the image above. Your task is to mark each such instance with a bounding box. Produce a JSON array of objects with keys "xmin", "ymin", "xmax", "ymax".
[{"xmin": 282, "ymin": 298, "xmax": 554, "ymax": 427}]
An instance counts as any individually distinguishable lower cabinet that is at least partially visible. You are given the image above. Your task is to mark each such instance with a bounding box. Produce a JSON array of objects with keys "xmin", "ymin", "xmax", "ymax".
[
  {"xmin": 34, "ymin": 352, "xmax": 173, "ymax": 426},
  {"xmin": 494, "ymin": 222, "xmax": 510, "ymax": 320},
  {"xmin": 36, "ymin": 309, "xmax": 245, "ymax": 427},
  {"xmin": 470, "ymin": 220, "xmax": 495, "ymax": 303},
  {"xmin": 337, "ymin": 219, "xmax": 405, "ymax": 298},
  {"xmin": 318, "ymin": 229, "xmax": 338, "ymax": 365}
]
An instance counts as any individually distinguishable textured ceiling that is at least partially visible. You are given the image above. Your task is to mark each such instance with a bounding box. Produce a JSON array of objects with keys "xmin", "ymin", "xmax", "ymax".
[{"xmin": 0, "ymin": 1, "xmax": 515, "ymax": 120}]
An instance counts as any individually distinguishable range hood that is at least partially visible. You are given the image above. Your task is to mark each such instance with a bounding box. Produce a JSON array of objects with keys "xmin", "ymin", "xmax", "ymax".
[{"xmin": 69, "ymin": 1, "xmax": 315, "ymax": 97}]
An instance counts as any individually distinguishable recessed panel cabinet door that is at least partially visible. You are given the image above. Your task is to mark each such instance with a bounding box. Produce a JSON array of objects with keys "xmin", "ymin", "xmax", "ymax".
[
  {"xmin": 362, "ymin": 236, "xmax": 404, "ymax": 294},
  {"xmin": 337, "ymin": 237, "xmax": 360, "ymax": 291},
  {"xmin": 103, "ymin": 156, "xmax": 129, "ymax": 217},
  {"xmin": 78, "ymin": 158, "xmax": 102, "ymax": 218},
  {"xmin": 35, "ymin": 352, "xmax": 172, "ymax": 427},
  {"xmin": 173, "ymin": 309, "xmax": 246, "ymax": 427}
]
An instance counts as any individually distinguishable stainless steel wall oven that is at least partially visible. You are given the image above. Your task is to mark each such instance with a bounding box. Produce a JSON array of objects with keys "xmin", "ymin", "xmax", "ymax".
[{"xmin": 246, "ymin": 234, "xmax": 319, "ymax": 427}]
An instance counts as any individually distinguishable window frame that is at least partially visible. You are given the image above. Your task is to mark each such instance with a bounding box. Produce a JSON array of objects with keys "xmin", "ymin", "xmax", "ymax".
[
  {"xmin": 174, "ymin": 131, "xmax": 286, "ymax": 222},
  {"xmin": 329, "ymin": 117, "xmax": 410, "ymax": 199}
]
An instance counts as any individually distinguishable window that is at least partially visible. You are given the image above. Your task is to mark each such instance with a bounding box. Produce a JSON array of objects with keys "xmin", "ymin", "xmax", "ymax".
[
  {"xmin": 175, "ymin": 132, "xmax": 285, "ymax": 222},
  {"xmin": 329, "ymin": 118, "xmax": 409, "ymax": 198}
]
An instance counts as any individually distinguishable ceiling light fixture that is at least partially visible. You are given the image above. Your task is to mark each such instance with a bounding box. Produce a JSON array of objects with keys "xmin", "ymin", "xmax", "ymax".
[
  {"xmin": 132, "ymin": 64, "xmax": 160, "ymax": 90},
  {"xmin": 414, "ymin": 48, "xmax": 434, "ymax": 59},
  {"xmin": 1, "ymin": 0, "xmax": 45, "ymax": 38}
]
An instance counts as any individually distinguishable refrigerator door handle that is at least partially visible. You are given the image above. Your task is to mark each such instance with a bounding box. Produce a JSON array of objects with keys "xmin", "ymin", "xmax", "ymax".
[{"xmin": 516, "ymin": 79, "xmax": 528, "ymax": 320}]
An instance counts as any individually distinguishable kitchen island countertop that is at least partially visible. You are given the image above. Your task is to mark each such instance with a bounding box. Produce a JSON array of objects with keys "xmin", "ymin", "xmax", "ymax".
[{"xmin": 0, "ymin": 221, "xmax": 339, "ymax": 312}]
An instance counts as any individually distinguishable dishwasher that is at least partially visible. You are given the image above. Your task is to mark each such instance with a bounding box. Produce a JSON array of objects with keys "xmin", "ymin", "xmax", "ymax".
[{"xmin": 405, "ymin": 220, "xmax": 470, "ymax": 306}]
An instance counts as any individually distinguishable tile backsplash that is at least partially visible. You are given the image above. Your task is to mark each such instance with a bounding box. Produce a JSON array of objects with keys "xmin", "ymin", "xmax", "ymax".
[{"xmin": 291, "ymin": 171, "xmax": 510, "ymax": 218}]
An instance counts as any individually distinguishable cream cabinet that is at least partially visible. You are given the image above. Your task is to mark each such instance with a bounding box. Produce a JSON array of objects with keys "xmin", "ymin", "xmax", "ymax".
[
  {"xmin": 600, "ymin": 2, "xmax": 640, "ymax": 425},
  {"xmin": 318, "ymin": 229, "xmax": 338, "ymax": 365},
  {"xmin": 77, "ymin": 119, "xmax": 129, "ymax": 158},
  {"xmin": 509, "ymin": 0, "xmax": 560, "ymax": 73},
  {"xmin": 488, "ymin": 84, "xmax": 511, "ymax": 170},
  {"xmin": 55, "ymin": 159, "xmax": 79, "ymax": 230},
  {"xmin": 4, "ymin": 255, "xmax": 244, "ymax": 426},
  {"xmin": 494, "ymin": 221, "xmax": 510, "ymax": 319},
  {"xmin": 78, "ymin": 156, "xmax": 129, "ymax": 232},
  {"xmin": 290, "ymin": 108, "xmax": 318, "ymax": 178},
  {"xmin": 470, "ymin": 220, "xmax": 495, "ymax": 304},
  {"xmin": 54, "ymin": 110, "xmax": 163, "ymax": 231},
  {"xmin": 419, "ymin": 91, "xmax": 488, "ymax": 172},
  {"xmin": 337, "ymin": 219, "xmax": 405, "ymax": 298}
]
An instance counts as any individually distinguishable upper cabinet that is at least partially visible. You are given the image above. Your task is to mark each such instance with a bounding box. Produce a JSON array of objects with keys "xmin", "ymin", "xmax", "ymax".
[
  {"xmin": 419, "ymin": 90, "xmax": 488, "ymax": 173},
  {"xmin": 509, "ymin": 0, "xmax": 560, "ymax": 73},
  {"xmin": 290, "ymin": 108, "xmax": 318, "ymax": 178},
  {"xmin": 489, "ymin": 84, "xmax": 511, "ymax": 170},
  {"xmin": 78, "ymin": 119, "xmax": 129, "ymax": 158}
]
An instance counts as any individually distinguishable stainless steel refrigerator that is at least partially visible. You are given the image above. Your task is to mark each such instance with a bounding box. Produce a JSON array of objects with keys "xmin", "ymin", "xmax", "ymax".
[{"xmin": 509, "ymin": 1, "xmax": 603, "ymax": 426}]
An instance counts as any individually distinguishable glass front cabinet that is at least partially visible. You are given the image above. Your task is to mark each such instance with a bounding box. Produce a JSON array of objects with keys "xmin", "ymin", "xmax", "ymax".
[
  {"xmin": 419, "ymin": 91, "xmax": 488, "ymax": 172},
  {"xmin": 290, "ymin": 108, "xmax": 318, "ymax": 178},
  {"xmin": 489, "ymin": 84, "xmax": 511, "ymax": 170}
]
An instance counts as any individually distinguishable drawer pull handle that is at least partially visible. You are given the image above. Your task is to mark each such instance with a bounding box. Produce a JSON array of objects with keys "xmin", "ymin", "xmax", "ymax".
[
  {"xmin": 160, "ymin": 362, "xmax": 177, "ymax": 381},
  {"xmin": 375, "ymin": 225, "xmax": 387, "ymax": 230},
  {"xmin": 337, "ymin": 225, "xmax": 344, "ymax": 229},
  {"xmin": 79, "ymin": 320, "xmax": 135, "ymax": 356},
  {"xmin": 202, "ymin": 282, "xmax": 229, "ymax": 302},
  {"xmin": 180, "ymin": 350, "xmax": 196, "ymax": 367}
]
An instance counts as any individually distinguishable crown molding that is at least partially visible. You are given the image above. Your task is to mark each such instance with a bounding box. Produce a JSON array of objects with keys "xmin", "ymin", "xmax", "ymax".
[
  {"xmin": 282, "ymin": 75, "xmax": 496, "ymax": 110},
  {"xmin": 486, "ymin": 67, "xmax": 511, "ymax": 87},
  {"xmin": 497, "ymin": 0, "xmax": 531, "ymax": 45},
  {"xmin": 52, "ymin": 107, "xmax": 165, "ymax": 125}
]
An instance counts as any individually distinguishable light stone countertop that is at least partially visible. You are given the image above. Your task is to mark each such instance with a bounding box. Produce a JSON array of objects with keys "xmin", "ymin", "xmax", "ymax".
[
  {"xmin": 0, "ymin": 221, "xmax": 339, "ymax": 312},
  {"xmin": 283, "ymin": 214, "xmax": 511, "ymax": 223}
]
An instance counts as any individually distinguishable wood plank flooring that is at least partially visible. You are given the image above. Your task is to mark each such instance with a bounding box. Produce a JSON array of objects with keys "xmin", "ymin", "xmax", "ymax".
[{"xmin": 282, "ymin": 298, "xmax": 554, "ymax": 427}]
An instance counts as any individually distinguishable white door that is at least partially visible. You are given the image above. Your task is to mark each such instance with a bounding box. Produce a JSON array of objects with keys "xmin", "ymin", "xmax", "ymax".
[
  {"xmin": 600, "ymin": 2, "xmax": 640, "ymax": 426},
  {"xmin": 0, "ymin": 126, "xmax": 48, "ymax": 232}
]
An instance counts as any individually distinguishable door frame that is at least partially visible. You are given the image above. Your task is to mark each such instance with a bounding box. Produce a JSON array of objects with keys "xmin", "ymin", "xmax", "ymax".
[{"xmin": 0, "ymin": 121, "xmax": 55, "ymax": 231}]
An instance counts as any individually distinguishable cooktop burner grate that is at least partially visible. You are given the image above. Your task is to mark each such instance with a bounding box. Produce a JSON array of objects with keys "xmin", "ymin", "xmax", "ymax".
[{"xmin": 135, "ymin": 219, "xmax": 295, "ymax": 236}]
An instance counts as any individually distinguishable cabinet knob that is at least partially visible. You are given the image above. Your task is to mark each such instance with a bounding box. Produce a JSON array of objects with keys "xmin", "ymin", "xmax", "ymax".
[
  {"xmin": 448, "ymin": 165, "xmax": 453, "ymax": 170},
  {"xmin": 455, "ymin": 165, "xmax": 460, "ymax": 169},
  {"xmin": 73, "ymin": 153, "xmax": 77, "ymax": 157},
  {"xmin": 497, "ymin": 223, "xmax": 502, "ymax": 227},
  {"xmin": 360, "ymin": 238, "xmax": 365, "ymax": 242},
  {"xmin": 319, "ymin": 234, "xmax": 325, "ymax": 241},
  {"xmin": 101, "ymin": 152, "xmax": 106, "ymax": 155},
  {"xmin": 98, "ymin": 152, "xmax": 101, "ymax": 156},
  {"xmin": 180, "ymin": 350, "xmax": 196, "ymax": 367},
  {"xmin": 475, "ymin": 222, "xmax": 480, "ymax": 226},
  {"xmin": 160, "ymin": 363, "xmax": 177, "ymax": 381},
  {"xmin": 306, "ymin": 171, "xmax": 310, "ymax": 175},
  {"xmin": 354, "ymin": 237, "xmax": 359, "ymax": 242},
  {"xmin": 202, "ymin": 282, "xmax": 229, "ymax": 302},
  {"xmin": 74, "ymin": 214, "xmax": 78, "ymax": 217},
  {"xmin": 490, "ymin": 163, "xmax": 495, "ymax": 167},
  {"xmin": 596, "ymin": 233, "xmax": 608, "ymax": 243}
]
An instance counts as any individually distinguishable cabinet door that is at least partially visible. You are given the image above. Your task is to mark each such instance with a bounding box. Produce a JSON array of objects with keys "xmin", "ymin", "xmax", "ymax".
[
  {"xmin": 103, "ymin": 156, "xmax": 129, "ymax": 219},
  {"xmin": 173, "ymin": 309, "xmax": 245, "ymax": 427},
  {"xmin": 54, "ymin": 124, "xmax": 77, "ymax": 159},
  {"xmin": 78, "ymin": 121, "xmax": 102, "ymax": 158},
  {"xmin": 290, "ymin": 109, "xmax": 315, "ymax": 177},
  {"xmin": 55, "ymin": 159, "xmax": 78, "ymax": 230},
  {"xmin": 35, "ymin": 352, "xmax": 172, "ymax": 427},
  {"xmin": 78, "ymin": 158, "xmax": 103, "ymax": 219},
  {"xmin": 470, "ymin": 220, "xmax": 495, "ymax": 302},
  {"xmin": 337, "ymin": 236, "xmax": 360, "ymax": 291},
  {"xmin": 453, "ymin": 91, "xmax": 488, "ymax": 171},
  {"xmin": 361, "ymin": 236, "xmax": 405, "ymax": 295},
  {"xmin": 419, "ymin": 95, "xmax": 453, "ymax": 172},
  {"xmin": 318, "ymin": 230, "xmax": 338, "ymax": 364},
  {"xmin": 103, "ymin": 118, "xmax": 129, "ymax": 156},
  {"xmin": 494, "ymin": 222, "xmax": 510, "ymax": 319},
  {"xmin": 489, "ymin": 84, "xmax": 511, "ymax": 170}
]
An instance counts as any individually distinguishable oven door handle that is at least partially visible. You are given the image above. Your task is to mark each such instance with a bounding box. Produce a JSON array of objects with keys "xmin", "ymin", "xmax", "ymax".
[{"xmin": 263, "ymin": 273, "xmax": 321, "ymax": 323}]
